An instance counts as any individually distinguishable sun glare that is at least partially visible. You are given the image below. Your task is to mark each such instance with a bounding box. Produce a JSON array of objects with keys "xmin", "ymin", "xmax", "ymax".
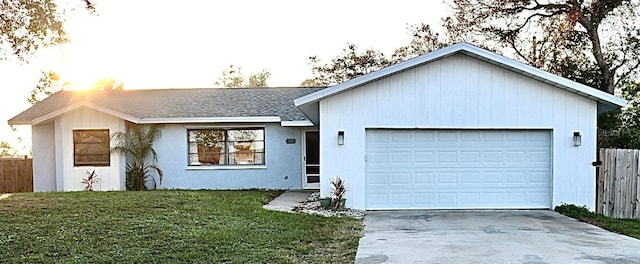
[{"xmin": 42, "ymin": 12, "xmax": 128, "ymax": 91}]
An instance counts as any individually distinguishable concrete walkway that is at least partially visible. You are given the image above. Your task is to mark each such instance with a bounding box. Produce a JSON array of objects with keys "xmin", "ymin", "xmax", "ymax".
[{"xmin": 262, "ymin": 190, "xmax": 314, "ymax": 213}]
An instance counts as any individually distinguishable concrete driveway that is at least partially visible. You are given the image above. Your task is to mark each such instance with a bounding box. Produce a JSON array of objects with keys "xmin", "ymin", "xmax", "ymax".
[{"xmin": 355, "ymin": 210, "xmax": 640, "ymax": 264}]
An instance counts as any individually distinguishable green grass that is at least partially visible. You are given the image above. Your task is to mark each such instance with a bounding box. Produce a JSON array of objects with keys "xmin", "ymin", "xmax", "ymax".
[
  {"xmin": 0, "ymin": 190, "xmax": 362, "ymax": 263},
  {"xmin": 555, "ymin": 204, "xmax": 640, "ymax": 239}
]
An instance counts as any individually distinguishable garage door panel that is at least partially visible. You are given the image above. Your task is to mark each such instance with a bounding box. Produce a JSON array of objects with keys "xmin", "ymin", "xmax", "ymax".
[
  {"xmin": 415, "ymin": 193, "xmax": 435, "ymax": 205},
  {"xmin": 391, "ymin": 152, "xmax": 412, "ymax": 163},
  {"xmin": 415, "ymin": 172, "xmax": 434, "ymax": 184},
  {"xmin": 461, "ymin": 131, "xmax": 482, "ymax": 142},
  {"xmin": 460, "ymin": 172, "xmax": 480, "ymax": 184},
  {"xmin": 414, "ymin": 132, "xmax": 435, "ymax": 142},
  {"xmin": 390, "ymin": 172, "xmax": 411, "ymax": 185},
  {"xmin": 415, "ymin": 152, "xmax": 435, "ymax": 163},
  {"xmin": 368, "ymin": 150, "xmax": 550, "ymax": 167},
  {"xmin": 366, "ymin": 169, "xmax": 550, "ymax": 187},
  {"xmin": 367, "ymin": 152, "xmax": 388, "ymax": 164},
  {"xmin": 437, "ymin": 131, "xmax": 457, "ymax": 142},
  {"xmin": 367, "ymin": 172, "xmax": 387, "ymax": 185},
  {"xmin": 366, "ymin": 130, "xmax": 551, "ymax": 209},
  {"xmin": 461, "ymin": 151, "xmax": 481, "ymax": 163}
]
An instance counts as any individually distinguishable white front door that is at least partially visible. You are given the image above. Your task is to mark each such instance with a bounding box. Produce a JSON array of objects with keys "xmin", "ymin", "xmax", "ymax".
[
  {"xmin": 303, "ymin": 131, "xmax": 320, "ymax": 189},
  {"xmin": 365, "ymin": 129, "xmax": 552, "ymax": 210}
]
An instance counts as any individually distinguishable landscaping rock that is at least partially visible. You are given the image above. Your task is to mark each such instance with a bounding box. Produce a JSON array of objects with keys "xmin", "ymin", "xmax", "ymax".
[{"xmin": 292, "ymin": 192, "xmax": 365, "ymax": 219}]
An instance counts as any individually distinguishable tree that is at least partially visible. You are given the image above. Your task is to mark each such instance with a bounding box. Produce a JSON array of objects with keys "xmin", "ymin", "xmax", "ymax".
[
  {"xmin": 92, "ymin": 76, "xmax": 124, "ymax": 90},
  {"xmin": 27, "ymin": 71, "xmax": 124, "ymax": 105},
  {"xmin": 0, "ymin": 0, "xmax": 95, "ymax": 61},
  {"xmin": 111, "ymin": 124, "xmax": 163, "ymax": 191},
  {"xmin": 390, "ymin": 23, "xmax": 449, "ymax": 63},
  {"xmin": 28, "ymin": 70, "xmax": 69, "ymax": 105},
  {"xmin": 299, "ymin": 78, "xmax": 321, "ymax": 87},
  {"xmin": 449, "ymin": 0, "xmax": 640, "ymax": 94},
  {"xmin": 247, "ymin": 69, "xmax": 271, "ymax": 87},
  {"xmin": 308, "ymin": 43, "xmax": 391, "ymax": 86},
  {"xmin": 0, "ymin": 141, "xmax": 17, "ymax": 158},
  {"xmin": 214, "ymin": 65, "xmax": 271, "ymax": 88},
  {"xmin": 308, "ymin": 26, "xmax": 452, "ymax": 86}
]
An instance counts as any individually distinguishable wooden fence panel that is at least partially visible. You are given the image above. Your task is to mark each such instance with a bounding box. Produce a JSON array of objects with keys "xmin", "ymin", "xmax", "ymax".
[
  {"xmin": 597, "ymin": 149, "xmax": 640, "ymax": 219},
  {"xmin": 0, "ymin": 158, "xmax": 33, "ymax": 193}
]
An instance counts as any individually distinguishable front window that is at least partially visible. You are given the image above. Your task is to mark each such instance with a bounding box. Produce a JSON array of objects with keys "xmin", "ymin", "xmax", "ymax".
[
  {"xmin": 73, "ymin": 129, "xmax": 110, "ymax": 166},
  {"xmin": 188, "ymin": 128, "xmax": 265, "ymax": 166}
]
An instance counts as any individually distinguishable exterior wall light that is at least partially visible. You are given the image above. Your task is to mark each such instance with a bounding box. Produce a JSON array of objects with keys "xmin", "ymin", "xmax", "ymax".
[
  {"xmin": 337, "ymin": 130, "xmax": 345, "ymax": 145},
  {"xmin": 573, "ymin": 131, "xmax": 581, "ymax": 146}
]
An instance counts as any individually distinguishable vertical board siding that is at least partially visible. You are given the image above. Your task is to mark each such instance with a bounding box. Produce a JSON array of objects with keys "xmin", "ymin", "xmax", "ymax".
[
  {"xmin": 0, "ymin": 158, "xmax": 33, "ymax": 193},
  {"xmin": 57, "ymin": 108, "xmax": 126, "ymax": 191},
  {"xmin": 320, "ymin": 53, "xmax": 598, "ymax": 210},
  {"xmin": 32, "ymin": 123, "xmax": 56, "ymax": 191},
  {"xmin": 597, "ymin": 149, "xmax": 640, "ymax": 219}
]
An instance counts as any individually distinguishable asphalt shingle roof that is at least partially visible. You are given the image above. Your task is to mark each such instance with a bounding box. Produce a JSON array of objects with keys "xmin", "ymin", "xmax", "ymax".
[{"xmin": 9, "ymin": 88, "xmax": 324, "ymax": 125}]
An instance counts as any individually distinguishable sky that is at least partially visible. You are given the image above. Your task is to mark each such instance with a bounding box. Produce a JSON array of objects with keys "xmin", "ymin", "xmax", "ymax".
[{"xmin": 0, "ymin": 0, "xmax": 450, "ymax": 155}]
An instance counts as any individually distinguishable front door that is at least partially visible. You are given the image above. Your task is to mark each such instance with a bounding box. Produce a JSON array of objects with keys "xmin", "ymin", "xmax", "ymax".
[{"xmin": 303, "ymin": 131, "xmax": 320, "ymax": 189}]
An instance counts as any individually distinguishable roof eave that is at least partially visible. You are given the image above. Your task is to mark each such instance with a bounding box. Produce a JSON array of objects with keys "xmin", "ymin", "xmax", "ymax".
[
  {"xmin": 137, "ymin": 116, "xmax": 283, "ymax": 124},
  {"xmin": 7, "ymin": 119, "xmax": 32, "ymax": 126}
]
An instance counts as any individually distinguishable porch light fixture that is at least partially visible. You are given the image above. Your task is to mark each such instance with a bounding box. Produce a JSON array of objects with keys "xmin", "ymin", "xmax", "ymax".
[
  {"xmin": 573, "ymin": 131, "xmax": 581, "ymax": 146},
  {"xmin": 337, "ymin": 130, "xmax": 345, "ymax": 145}
]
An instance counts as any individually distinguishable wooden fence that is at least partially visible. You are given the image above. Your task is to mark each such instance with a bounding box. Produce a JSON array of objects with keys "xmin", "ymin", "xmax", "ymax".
[
  {"xmin": 597, "ymin": 148, "xmax": 640, "ymax": 219},
  {"xmin": 0, "ymin": 157, "xmax": 33, "ymax": 193}
]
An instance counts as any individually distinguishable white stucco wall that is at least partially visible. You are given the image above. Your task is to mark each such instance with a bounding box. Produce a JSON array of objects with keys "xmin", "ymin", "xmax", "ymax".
[
  {"xmin": 155, "ymin": 123, "xmax": 304, "ymax": 189},
  {"xmin": 32, "ymin": 123, "xmax": 56, "ymax": 192},
  {"xmin": 53, "ymin": 108, "xmax": 126, "ymax": 191},
  {"xmin": 320, "ymin": 53, "xmax": 598, "ymax": 210}
]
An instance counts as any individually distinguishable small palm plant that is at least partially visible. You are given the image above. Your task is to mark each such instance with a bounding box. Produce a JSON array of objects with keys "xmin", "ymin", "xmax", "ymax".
[
  {"xmin": 330, "ymin": 175, "xmax": 347, "ymax": 209},
  {"xmin": 81, "ymin": 170, "xmax": 100, "ymax": 191},
  {"xmin": 111, "ymin": 124, "xmax": 163, "ymax": 191}
]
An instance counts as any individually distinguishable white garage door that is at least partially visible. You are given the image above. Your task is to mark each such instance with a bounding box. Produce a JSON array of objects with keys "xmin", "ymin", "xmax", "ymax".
[{"xmin": 365, "ymin": 130, "xmax": 551, "ymax": 210}]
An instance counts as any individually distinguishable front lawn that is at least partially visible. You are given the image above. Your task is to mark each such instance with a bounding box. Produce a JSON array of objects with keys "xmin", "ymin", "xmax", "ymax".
[
  {"xmin": 555, "ymin": 204, "xmax": 640, "ymax": 239},
  {"xmin": 0, "ymin": 190, "xmax": 362, "ymax": 263}
]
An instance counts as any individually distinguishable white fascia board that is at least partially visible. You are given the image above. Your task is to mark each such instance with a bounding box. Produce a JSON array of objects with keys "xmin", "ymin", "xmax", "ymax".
[
  {"xmin": 31, "ymin": 101, "xmax": 140, "ymax": 125},
  {"xmin": 281, "ymin": 120, "xmax": 315, "ymax": 127},
  {"xmin": 294, "ymin": 42, "xmax": 627, "ymax": 109},
  {"xmin": 137, "ymin": 116, "xmax": 282, "ymax": 124},
  {"xmin": 7, "ymin": 120, "xmax": 31, "ymax": 126}
]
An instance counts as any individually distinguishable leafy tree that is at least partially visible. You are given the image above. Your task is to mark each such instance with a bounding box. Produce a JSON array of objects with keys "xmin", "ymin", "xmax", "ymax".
[
  {"xmin": 214, "ymin": 65, "xmax": 271, "ymax": 88},
  {"xmin": 27, "ymin": 71, "xmax": 124, "ymax": 105},
  {"xmin": 449, "ymin": 0, "xmax": 640, "ymax": 94},
  {"xmin": 309, "ymin": 25, "xmax": 453, "ymax": 86},
  {"xmin": 28, "ymin": 70, "xmax": 69, "ymax": 105},
  {"xmin": 308, "ymin": 43, "xmax": 391, "ymax": 86},
  {"xmin": 0, "ymin": 141, "xmax": 17, "ymax": 158},
  {"xmin": 299, "ymin": 78, "xmax": 322, "ymax": 87},
  {"xmin": 247, "ymin": 69, "xmax": 271, "ymax": 87},
  {"xmin": 0, "ymin": 0, "xmax": 94, "ymax": 61},
  {"xmin": 390, "ymin": 23, "xmax": 450, "ymax": 63},
  {"xmin": 92, "ymin": 76, "xmax": 124, "ymax": 90},
  {"xmin": 111, "ymin": 124, "xmax": 163, "ymax": 191},
  {"xmin": 599, "ymin": 81, "xmax": 640, "ymax": 148}
]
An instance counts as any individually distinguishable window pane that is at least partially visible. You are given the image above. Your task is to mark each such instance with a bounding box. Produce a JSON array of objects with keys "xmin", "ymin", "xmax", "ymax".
[
  {"xmin": 195, "ymin": 142, "xmax": 225, "ymax": 165},
  {"xmin": 187, "ymin": 128, "xmax": 264, "ymax": 166},
  {"xmin": 75, "ymin": 154, "xmax": 110, "ymax": 166},
  {"xmin": 73, "ymin": 129, "xmax": 110, "ymax": 167},
  {"xmin": 74, "ymin": 130, "xmax": 109, "ymax": 143},
  {"xmin": 229, "ymin": 129, "xmax": 263, "ymax": 141},
  {"xmin": 190, "ymin": 129, "xmax": 224, "ymax": 145}
]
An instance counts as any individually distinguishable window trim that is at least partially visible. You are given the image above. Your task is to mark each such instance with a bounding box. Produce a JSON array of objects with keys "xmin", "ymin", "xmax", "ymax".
[
  {"xmin": 73, "ymin": 129, "xmax": 111, "ymax": 167},
  {"xmin": 186, "ymin": 127, "xmax": 266, "ymax": 167}
]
